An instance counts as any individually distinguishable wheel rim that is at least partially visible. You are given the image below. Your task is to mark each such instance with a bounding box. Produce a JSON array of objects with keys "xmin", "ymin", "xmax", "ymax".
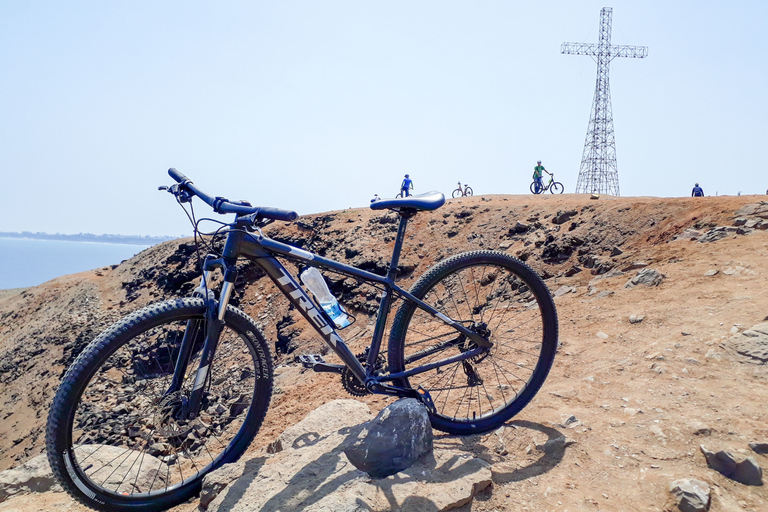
[
  {"xmin": 397, "ymin": 262, "xmax": 547, "ymax": 424},
  {"xmin": 65, "ymin": 314, "xmax": 262, "ymax": 498}
]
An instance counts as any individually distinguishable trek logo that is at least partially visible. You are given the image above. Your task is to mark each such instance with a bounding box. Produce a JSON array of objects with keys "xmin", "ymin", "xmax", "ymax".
[{"xmin": 276, "ymin": 268, "xmax": 342, "ymax": 347}]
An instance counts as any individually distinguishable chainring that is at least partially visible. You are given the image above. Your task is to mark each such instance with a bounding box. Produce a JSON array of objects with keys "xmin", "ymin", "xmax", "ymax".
[{"xmin": 341, "ymin": 350, "xmax": 385, "ymax": 397}]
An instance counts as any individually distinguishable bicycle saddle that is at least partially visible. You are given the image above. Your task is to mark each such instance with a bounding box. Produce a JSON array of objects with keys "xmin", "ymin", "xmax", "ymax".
[{"xmin": 370, "ymin": 191, "xmax": 446, "ymax": 212}]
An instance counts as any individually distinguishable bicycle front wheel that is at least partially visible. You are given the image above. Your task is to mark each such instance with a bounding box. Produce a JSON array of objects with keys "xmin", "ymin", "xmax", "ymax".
[
  {"xmin": 388, "ymin": 251, "xmax": 557, "ymax": 435},
  {"xmin": 465, "ymin": 187, "xmax": 473, "ymax": 197},
  {"xmin": 46, "ymin": 298, "xmax": 273, "ymax": 512},
  {"xmin": 550, "ymin": 182, "xmax": 564, "ymax": 194}
]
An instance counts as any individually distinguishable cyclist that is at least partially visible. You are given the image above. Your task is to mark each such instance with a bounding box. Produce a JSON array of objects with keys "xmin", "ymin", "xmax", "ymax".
[
  {"xmin": 691, "ymin": 183, "xmax": 704, "ymax": 197},
  {"xmin": 533, "ymin": 161, "xmax": 551, "ymax": 193},
  {"xmin": 401, "ymin": 174, "xmax": 414, "ymax": 197}
]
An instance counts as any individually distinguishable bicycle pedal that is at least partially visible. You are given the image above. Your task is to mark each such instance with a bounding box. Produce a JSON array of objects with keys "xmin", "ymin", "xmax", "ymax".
[
  {"xmin": 296, "ymin": 354, "xmax": 325, "ymax": 368},
  {"xmin": 416, "ymin": 386, "xmax": 437, "ymax": 414}
]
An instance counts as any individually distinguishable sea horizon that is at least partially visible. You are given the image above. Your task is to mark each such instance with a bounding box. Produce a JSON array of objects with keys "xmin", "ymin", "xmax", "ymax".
[{"xmin": 0, "ymin": 237, "xmax": 155, "ymax": 290}]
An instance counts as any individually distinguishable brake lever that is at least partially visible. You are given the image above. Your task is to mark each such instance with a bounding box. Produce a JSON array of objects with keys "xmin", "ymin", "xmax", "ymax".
[{"xmin": 158, "ymin": 184, "xmax": 192, "ymax": 203}]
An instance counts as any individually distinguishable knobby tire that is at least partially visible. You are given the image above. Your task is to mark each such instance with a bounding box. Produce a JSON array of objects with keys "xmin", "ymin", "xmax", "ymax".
[
  {"xmin": 46, "ymin": 298, "xmax": 273, "ymax": 512},
  {"xmin": 387, "ymin": 251, "xmax": 557, "ymax": 435}
]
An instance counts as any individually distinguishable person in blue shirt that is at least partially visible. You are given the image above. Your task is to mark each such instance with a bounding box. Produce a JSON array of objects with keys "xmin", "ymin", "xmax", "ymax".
[
  {"xmin": 401, "ymin": 174, "xmax": 413, "ymax": 197},
  {"xmin": 691, "ymin": 183, "xmax": 704, "ymax": 197}
]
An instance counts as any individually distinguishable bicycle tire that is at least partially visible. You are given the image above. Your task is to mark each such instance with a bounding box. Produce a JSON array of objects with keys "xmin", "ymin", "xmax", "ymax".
[
  {"xmin": 465, "ymin": 187, "xmax": 473, "ymax": 197},
  {"xmin": 396, "ymin": 192, "xmax": 404, "ymax": 199},
  {"xmin": 452, "ymin": 189, "xmax": 462, "ymax": 199},
  {"xmin": 46, "ymin": 298, "xmax": 273, "ymax": 512},
  {"xmin": 550, "ymin": 182, "xmax": 564, "ymax": 194},
  {"xmin": 387, "ymin": 251, "xmax": 557, "ymax": 435},
  {"xmin": 529, "ymin": 182, "xmax": 541, "ymax": 195}
]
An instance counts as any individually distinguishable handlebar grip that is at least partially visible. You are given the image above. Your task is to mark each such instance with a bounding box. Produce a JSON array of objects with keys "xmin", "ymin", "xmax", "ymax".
[
  {"xmin": 168, "ymin": 168, "xmax": 191, "ymax": 184},
  {"xmin": 259, "ymin": 207, "xmax": 299, "ymax": 222}
]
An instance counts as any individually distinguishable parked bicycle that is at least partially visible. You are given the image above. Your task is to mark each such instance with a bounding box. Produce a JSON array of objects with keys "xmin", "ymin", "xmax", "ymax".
[
  {"xmin": 451, "ymin": 181, "xmax": 473, "ymax": 198},
  {"xmin": 46, "ymin": 169, "xmax": 558, "ymax": 512},
  {"xmin": 530, "ymin": 174, "xmax": 564, "ymax": 194}
]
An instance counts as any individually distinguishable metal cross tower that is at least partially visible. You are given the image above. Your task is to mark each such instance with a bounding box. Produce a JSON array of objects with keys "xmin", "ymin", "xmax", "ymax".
[{"xmin": 562, "ymin": 7, "xmax": 647, "ymax": 195}]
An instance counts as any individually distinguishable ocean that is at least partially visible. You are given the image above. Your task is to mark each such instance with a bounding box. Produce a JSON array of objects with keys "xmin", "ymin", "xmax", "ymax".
[{"xmin": 0, "ymin": 237, "xmax": 153, "ymax": 290}]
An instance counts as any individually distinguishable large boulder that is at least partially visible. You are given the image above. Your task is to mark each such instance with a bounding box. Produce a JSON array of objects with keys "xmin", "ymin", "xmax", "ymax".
[
  {"xmin": 0, "ymin": 454, "xmax": 60, "ymax": 502},
  {"xmin": 203, "ymin": 399, "xmax": 491, "ymax": 512},
  {"xmin": 0, "ymin": 445, "xmax": 167, "ymax": 502},
  {"xmin": 343, "ymin": 398, "xmax": 433, "ymax": 478}
]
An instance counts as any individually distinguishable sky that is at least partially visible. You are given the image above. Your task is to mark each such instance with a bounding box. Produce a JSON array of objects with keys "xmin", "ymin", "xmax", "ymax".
[{"xmin": 1, "ymin": 1, "xmax": 767, "ymax": 237}]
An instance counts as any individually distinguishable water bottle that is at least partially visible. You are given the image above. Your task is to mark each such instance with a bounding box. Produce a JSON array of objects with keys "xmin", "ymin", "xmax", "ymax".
[{"xmin": 299, "ymin": 267, "xmax": 351, "ymax": 329}]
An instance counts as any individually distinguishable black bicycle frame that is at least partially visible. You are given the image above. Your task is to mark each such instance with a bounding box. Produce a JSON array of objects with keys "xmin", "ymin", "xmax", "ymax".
[{"xmin": 173, "ymin": 211, "xmax": 491, "ymax": 416}]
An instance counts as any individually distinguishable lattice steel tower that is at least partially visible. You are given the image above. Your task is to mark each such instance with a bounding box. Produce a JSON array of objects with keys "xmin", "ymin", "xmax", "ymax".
[{"xmin": 562, "ymin": 7, "xmax": 647, "ymax": 195}]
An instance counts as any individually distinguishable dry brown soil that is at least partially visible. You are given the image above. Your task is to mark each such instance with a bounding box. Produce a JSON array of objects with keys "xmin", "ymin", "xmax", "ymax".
[{"xmin": 1, "ymin": 193, "xmax": 767, "ymax": 511}]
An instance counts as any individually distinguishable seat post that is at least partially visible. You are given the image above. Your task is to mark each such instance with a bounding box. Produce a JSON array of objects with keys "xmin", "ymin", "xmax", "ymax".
[{"xmin": 387, "ymin": 209, "xmax": 415, "ymax": 281}]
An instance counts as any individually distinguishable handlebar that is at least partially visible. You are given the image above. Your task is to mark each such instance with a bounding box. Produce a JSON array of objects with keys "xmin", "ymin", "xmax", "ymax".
[{"xmin": 167, "ymin": 168, "xmax": 299, "ymax": 222}]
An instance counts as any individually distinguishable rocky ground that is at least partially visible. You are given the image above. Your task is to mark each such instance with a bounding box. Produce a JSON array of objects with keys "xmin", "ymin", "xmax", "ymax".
[{"xmin": 1, "ymin": 193, "xmax": 768, "ymax": 511}]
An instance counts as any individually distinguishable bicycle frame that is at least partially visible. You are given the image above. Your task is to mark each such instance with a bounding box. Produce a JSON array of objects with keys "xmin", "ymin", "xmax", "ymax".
[{"xmin": 173, "ymin": 210, "xmax": 492, "ymax": 417}]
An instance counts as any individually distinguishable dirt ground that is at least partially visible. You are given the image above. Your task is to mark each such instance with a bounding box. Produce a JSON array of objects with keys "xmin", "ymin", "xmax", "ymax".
[{"xmin": 1, "ymin": 193, "xmax": 767, "ymax": 511}]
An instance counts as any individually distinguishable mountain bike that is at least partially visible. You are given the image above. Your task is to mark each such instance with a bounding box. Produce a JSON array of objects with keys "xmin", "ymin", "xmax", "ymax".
[
  {"xmin": 46, "ymin": 168, "xmax": 558, "ymax": 512},
  {"xmin": 530, "ymin": 174, "xmax": 564, "ymax": 194},
  {"xmin": 451, "ymin": 181, "xmax": 473, "ymax": 198}
]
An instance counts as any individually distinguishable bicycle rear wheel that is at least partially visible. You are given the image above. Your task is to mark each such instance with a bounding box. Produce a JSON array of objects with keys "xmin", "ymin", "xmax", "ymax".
[
  {"xmin": 550, "ymin": 182, "xmax": 564, "ymax": 194},
  {"xmin": 452, "ymin": 189, "xmax": 462, "ymax": 198},
  {"xmin": 46, "ymin": 298, "xmax": 273, "ymax": 512},
  {"xmin": 529, "ymin": 182, "xmax": 541, "ymax": 194},
  {"xmin": 388, "ymin": 251, "xmax": 557, "ymax": 435}
]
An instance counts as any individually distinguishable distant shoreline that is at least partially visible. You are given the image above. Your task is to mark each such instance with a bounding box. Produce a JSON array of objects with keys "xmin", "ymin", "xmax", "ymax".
[{"xmin": 0, "ymin": 231, "xmax": 177, "ymax": 246}]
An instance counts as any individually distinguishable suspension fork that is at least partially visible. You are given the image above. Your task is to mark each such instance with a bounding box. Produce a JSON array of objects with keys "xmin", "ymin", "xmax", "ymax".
[{"xmin": 166, "ymin": 258, "xmax": 237, "ymax": 420}]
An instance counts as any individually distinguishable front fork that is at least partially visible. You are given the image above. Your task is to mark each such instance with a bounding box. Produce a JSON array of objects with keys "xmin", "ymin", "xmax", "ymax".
[{"xmin": 166, "ymin": 256, "xmax": 236, "ymax": 421}]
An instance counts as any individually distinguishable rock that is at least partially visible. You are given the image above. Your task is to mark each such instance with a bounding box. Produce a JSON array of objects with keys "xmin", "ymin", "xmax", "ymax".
[
  {"xmin": 625, "ymin": 268, "xmax": 665, "ymax": 288},
  {"xmin": 623, "ymin": 261, "xmax": 649, "ymax": 271},
  {"xmin": 551, "ymin": 210, "xmax": 578, "ymax": 225},
  {"xmin": 200, "ymin": 461, "xmax": 247, "ymax": 509},
  {"xmin": 724, "ymin": 322, "xmax": 768, "ymax": 364},
  {"xmin": 732, "ymin": 457, "xmax": 763, "ymax": 486},
  {"xmin": 553, "ymin": 286, "xmax": 577, "ymax": 297},
  {"xmin": 610, "ymin": 246, "xmax": 623, "ymax": 257},
  {"xmin": 564, "ymin": 265, "xmax": 582, "ymax": 277},
  {"xmin": 749, "ymin": 442, "xmax": 768, "ymax": 454},
  {"xmin": 629, "ymin": 314, "xmax": 645, "ymax": 324},
  {"xmin": 669, "ymin": 478, "xmax": 710, "ymax": 512},
  {"xmin": 343, "ymin": 398, "xmax": 433, "ymax": 478},
  {"xmin": 0, "ymin": 454, "xmax": 60, "ymax": 502},
  {"xmin": 688, "ymin": 421, "xmax": 711, "ymax": 436},
  {"xmin": 673, "ymin": 228, "xmax": 702, "ymax": 241},
  {"xmin": 535, "ymin": 434, "xmax": 575, "ymax": 453},
  {"xmin": 205, "ymin": 400, "xmax": 491, "ymax": 512},
  {"xmin": 700, "ymin": 445, "xmax": 764, "ymax": 485},
  {"xmin": 697, "ymin": 226, "xmax": 739, "ymax": 243},
  {"xmin": 704, "ymin": 269, "xmax": 718, "ymax": 276},
  {"xmin": 596, "ymin": 332, "xmax": 609, "ymax": 339},
  {"xmin": 508, "ymin": 221, "xmax": 530, "ymax": 234},
  {"xmin": 267, "ymin": 399, "xmax": 372, "ymax": 453},
  {"xmin": 700, "ymin": 445, "xmax": 737, "ymax": 476}
]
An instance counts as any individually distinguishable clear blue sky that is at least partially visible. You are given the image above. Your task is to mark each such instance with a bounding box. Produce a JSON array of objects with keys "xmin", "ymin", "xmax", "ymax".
[{"xmin": 2, "ymin": 1, "xmax": 766, "ymax": 237}]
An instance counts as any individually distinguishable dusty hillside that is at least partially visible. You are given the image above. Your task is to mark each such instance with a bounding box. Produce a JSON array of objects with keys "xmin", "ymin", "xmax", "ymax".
[{"xmin": 1, "ymin": 193, "xmax": 767, "ymax": 511}]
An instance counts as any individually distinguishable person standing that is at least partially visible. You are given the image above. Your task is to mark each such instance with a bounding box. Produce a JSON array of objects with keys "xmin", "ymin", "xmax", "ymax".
[
  {"xmin": 691, "ymin": 183, "xmax": 704, "ymax": 197},
  {"xmin": 533, "ymin": 161, "xmax": 551, "ymax": 193},
  {"xmin": 400, "ymin": 174, "xmax": 413, "ymax": 197}
]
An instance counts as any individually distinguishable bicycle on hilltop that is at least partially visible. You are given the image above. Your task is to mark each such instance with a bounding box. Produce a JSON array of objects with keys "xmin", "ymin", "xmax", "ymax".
[
  {"xmin": 530, "ymin": 173, "xmax": 564, "ymax": 194},
  {"xmin": 451, "ymin": 181, "xmax": 473, "ymax": 198},
  {"xmin": 46, "ymin": 168, "xmax": 558, "ymax": 512}
]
